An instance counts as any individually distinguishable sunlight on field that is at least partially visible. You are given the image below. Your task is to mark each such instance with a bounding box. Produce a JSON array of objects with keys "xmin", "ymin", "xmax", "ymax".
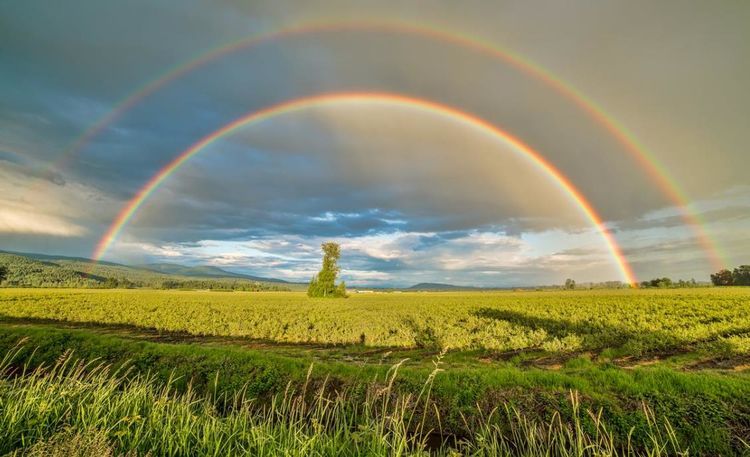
[{"xmin": 2, "ymin": 288, "xmax": 748, "ymax": 356}]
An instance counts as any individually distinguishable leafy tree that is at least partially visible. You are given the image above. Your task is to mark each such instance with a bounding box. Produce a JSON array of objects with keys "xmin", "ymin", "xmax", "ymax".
[
  {"xmin": 564, "ymin": 279, "xmax": 576, "ymax": 290},
  {"xmin": 0, "ymin": 265, "xmax": 7, "ymax": 284},
  {"xmin": 675, "ymin": 279, "xmax": 698, "ymax": 288},
  {"xmin": 638, "ymin": 277, "xmax": 675, "ymax": 288},
  {"xmin": 710, "ymin": 269, "xmax": 734, "ymax": 286},
  {"xmin": 733, "ymin": 265, "xmax": 750, "ymax": 286},
  {"xmin": 307, "ymin": 274, "xmax": 320, "ymax": 296},
  {"xmin": 308, "ymin": 242, "xmax": 347, "ymax": 298},
  {"xmin": 653, "ymin": 277, "xmax": 672, "ymax": 288},
  {"xmin": 335, "ymin": 281, "xmax": 347, "ymax": 298}
]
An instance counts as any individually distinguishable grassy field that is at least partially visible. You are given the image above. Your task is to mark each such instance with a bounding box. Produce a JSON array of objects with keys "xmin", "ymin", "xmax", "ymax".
[
  {"xmin": 0, "ymin": 288, "xmax": 749, "ymax": 455},
  {"xmin": 1, "ymin": 288, "xmax": 749, "ymax": 355}
]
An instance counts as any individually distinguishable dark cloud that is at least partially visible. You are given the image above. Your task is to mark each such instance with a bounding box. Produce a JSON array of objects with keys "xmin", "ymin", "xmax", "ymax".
[
  {"xmin": 615, "ymin": 206, "xmax": 750, "ymax": 233},
  {"xmin": 2, "ymin": 0, "xmax": 749, "ymax": 284}
]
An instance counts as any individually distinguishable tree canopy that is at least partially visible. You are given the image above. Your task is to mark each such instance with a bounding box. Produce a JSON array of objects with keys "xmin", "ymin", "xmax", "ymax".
[
  {"xmin": 308, "ymin": 242, "xmax": 347, "ymax": 298},
  {"xmin": 711, "ymin": 269, "xmax": 735, "ymax": 286},
  {"xmin": 709, "ymin": 266, "xmax": 750, "ymax": 286}
]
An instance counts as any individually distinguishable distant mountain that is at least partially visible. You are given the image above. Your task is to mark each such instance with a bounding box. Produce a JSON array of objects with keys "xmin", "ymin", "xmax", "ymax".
[
  {"xmin": 406, "ymin": 282, "xmax": 479, "ymax": 291},
  {"xmin": 0, "ymin": 250, "xmax": 301, "ymax": 290},
  {"xmin": 9, "ymin": 250, "xmax": 127, "ymax": 268},
  {"xmin": 141, "ymin": 263, "xmax": 290, "ymax": 284}
]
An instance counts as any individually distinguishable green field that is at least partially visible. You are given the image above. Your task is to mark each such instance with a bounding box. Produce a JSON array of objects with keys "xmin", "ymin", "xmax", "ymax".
[
  {"xmin": 1, "ymin": 288, "xmax": 749, "ymax": 455},
  {"xmin": 2, "ymin": 288, "xmax": 749, "ymax": 355}
]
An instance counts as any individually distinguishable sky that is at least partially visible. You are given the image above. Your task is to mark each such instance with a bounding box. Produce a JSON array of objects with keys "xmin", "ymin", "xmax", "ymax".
[{"xmin": 1, "ymin": 0, "xmax": 748, "ymax": 287}]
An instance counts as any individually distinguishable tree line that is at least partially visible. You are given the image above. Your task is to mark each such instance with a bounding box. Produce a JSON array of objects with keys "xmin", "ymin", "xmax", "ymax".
[
  {"xmin": 638, "ymin": 277, "xmax": 702, "ymax": 289},
  {"xmin": 561, "ymin": 277, "xmax": 704, "ymax": 289},
  {"xmin": 710, "ymin": 265, "xmax": 750, "ymax": 286}
]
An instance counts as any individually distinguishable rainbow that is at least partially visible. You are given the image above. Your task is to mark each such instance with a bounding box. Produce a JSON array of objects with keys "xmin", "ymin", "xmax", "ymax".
[
  {"xmin": 44, "ymin": 20, "xmax": 725, "ymax": 270},
  {"xmin": 92, "ymin": 92, "xmax": 638, "ymax": 285}
]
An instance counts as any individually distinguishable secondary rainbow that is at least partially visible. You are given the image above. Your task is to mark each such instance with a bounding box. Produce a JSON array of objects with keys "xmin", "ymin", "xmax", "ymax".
[
  {"xmin": 43, "ymin": 19, "xmax": 725, "ymax": 270},
  {"xmin": 92, "ymin": 92, "xmax": 637, "ymax": 285}
]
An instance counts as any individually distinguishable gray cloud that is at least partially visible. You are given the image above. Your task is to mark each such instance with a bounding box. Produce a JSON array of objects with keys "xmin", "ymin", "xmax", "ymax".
[{"xmin": 2, "ymin": 0, "xmax": 749, "ymax": 283}]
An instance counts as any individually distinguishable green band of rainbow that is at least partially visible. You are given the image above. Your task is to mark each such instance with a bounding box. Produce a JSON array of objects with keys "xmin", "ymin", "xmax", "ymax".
[{"xmin": 92, "ymin": 92, "xmax": 637, "ymax": 284}]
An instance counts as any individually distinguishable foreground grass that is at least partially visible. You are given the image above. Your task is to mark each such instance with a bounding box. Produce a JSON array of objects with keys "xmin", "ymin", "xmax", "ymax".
[
  {"xmin": 1, "ymin": 288, "xmax": 748, "ymax": 454},
  {"xmin": 0, "ymin": 324, "xmax": 748, "ymax": 455},
  {"xmin": 0, "ymin": 345, "xmax": 697, "ymax": 457}
]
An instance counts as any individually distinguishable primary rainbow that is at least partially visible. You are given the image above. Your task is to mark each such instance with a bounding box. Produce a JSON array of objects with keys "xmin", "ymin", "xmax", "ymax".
[
  {"xmin": 92, "ymin": 92, "xmax": 638, "ymax": 285},
  {"xmin": 44, "ymin": 19, "xmax": 725, "ymax": 270}
]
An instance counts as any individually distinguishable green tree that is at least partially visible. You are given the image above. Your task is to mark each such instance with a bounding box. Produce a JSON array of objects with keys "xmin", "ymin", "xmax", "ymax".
[
  {"xmin": 733, "ymin": 265, "xmax": 750, "ymax": 286},
  {"xmin": 653, "ymin": 277, "xmax": 672, "ymax": 288},
  {"xmin": 564, "ymin": 278, "xmax": 576, "ymax": 290},
  {"xmin": 0, "ymin": 265, "xmax": 7, "ymax": 284},
  {"xmin": 710, "ymin": 269, "xmax": 734, "ymax": 286},
  {"xmin": 334, "ymin": 281, "xmax": 347, "ymax": 298},
  {"xmin": 308, "ymin": 242, "xmax": 347, "ymax": 298}
]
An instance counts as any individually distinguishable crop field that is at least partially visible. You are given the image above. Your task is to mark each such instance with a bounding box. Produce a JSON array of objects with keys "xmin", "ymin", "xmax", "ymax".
[
  {"xmin": 1, "ymin": 288, "xmax": 749, "ymax": 455},
  {"xmin": 1, "ymin": 288, "xmax": 749, "ymax": 356}
]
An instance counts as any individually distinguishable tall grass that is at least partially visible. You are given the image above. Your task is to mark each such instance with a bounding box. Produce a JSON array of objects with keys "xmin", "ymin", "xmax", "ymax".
[{"xmin": 0, "ymin": 345, "xmax": 692, "ymax": 456}]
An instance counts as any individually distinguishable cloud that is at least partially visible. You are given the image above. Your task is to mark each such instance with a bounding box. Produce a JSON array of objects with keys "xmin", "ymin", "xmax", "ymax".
[
  {"xmin": 0, "ymin": 206, "xmax": 85, "ymax": 237},
  {"xmin": 101, "ymin": 226, "xmax": 625, "ymax": 287},
  {"xmin": 0, "ymin": 161, "xmax": 116, "ymax": 241},
  {"xmin": 2, "ymin": 0, "xmax": 749, "ymax": 283}
]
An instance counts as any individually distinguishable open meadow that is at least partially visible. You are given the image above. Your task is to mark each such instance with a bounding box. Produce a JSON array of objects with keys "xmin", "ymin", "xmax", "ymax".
[
  {"xmin": 1, "ymin": 287, "xmax": 749, "ymax": 455},
  {"xmin": 1, "ymin": 288, "xmax": 750, "ymax": 355}
]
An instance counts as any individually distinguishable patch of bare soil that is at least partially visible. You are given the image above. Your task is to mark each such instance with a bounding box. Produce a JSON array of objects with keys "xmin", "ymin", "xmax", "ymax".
[{"xmin": 685, "ymin": 355, "xmax": 750, "ymax": 371}]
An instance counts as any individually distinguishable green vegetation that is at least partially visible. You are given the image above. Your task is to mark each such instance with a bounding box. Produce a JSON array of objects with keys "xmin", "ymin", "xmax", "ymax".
[
  {"xmin": 712, "ymin": 265, "xmax": 750, "ymax": 286},
  {"xmin": 0, "ymin": 288, "xmax": 748, "ymax": 454},
  {"xmin": 0, "ymin": 321, "xmax": 748, "ymax": 455},
  {"xmin": 307, "ymin": 242, "xmax": 347, "ymax": 298},
  {"xmin": 1, "ymin": 288, "xmax": 748, "ymax": 355},
  {"xmin": 638, "ymin": 277, "xmax": 703, "ymax": 288},
  {"xmin": 0, "ymin": 253, "xmax": 98, "ymax": 288},
  {"xmin": 0, "ymin": 252, "xmax": 296, "ymax": 291},
  {"xmin": 0, "ymin": 344, "xmax": 699, "ymax": 456}
]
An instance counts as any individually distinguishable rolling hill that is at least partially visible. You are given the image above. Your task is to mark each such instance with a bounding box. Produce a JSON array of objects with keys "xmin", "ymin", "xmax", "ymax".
[
  {"xmin": 140, "ymin": 263, "xmax": 289, "ymax": 283},
  {"xmin": 0, "ymin": 251, "xmax": 302, "ymax": 290},
  {"xmin": 406, "ymin": 282, "xmax": 480, "ymax": 291}
]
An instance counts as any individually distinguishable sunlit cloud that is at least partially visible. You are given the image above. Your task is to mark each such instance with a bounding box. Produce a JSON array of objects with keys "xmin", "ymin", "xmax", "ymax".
[{"xmin": 0, "ymin": 206, "xmax": 86, "ymax": 237}]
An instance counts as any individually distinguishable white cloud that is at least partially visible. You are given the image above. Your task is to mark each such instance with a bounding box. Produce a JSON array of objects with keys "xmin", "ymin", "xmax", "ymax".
[
  {"xmin": 102, "ymin": 226, "xmax": 630, "ymax": 286},
  {"xmin": 0, "ymin": 206, "xmax": 86, "ymax": 237}
]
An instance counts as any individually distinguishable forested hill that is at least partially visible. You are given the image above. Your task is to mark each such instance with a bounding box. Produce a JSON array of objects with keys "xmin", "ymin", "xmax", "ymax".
[
  {"xmin": 0, "ymin": 251, "xmax": 301, "ymax": 291},
  {"xmin": 139, "ymin": 263, "xmax": 289, "ymax": 283},
  {"xmin": 406, "ymin": 282, "xmax": 480, "ymax": 291}
]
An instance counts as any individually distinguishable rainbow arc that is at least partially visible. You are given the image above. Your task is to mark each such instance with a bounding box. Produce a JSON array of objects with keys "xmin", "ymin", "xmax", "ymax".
[
  {"xmin": 35, "ymin": 19, "xmax": 720, "ymax": 275},
  {"xmin": 92, "ymin": 92, "xmax": 637, "ymax": 284}
]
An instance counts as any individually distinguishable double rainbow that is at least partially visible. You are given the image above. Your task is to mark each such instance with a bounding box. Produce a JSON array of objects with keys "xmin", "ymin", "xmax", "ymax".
[
  {"xmin": 57, "ymin": 19, "xmax": 720, "ymax": 280},
  {"xmin": 92, "ymin": 92, "xmax": 637, "ymax": 284}
]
